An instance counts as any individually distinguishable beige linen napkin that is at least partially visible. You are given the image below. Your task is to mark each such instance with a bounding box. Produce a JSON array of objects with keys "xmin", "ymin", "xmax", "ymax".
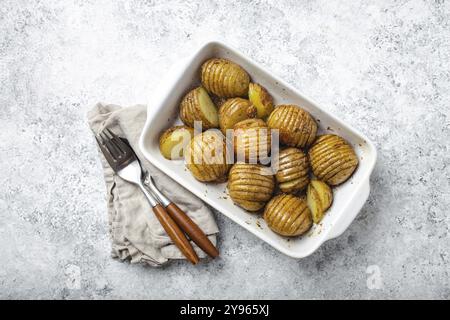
[{"xmin": 87, "ymin": 103, "xmax": 219, "ymax": 267}]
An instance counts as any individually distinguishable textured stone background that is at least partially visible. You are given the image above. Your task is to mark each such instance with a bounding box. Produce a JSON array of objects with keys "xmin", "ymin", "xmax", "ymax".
[{"xmin": 1, "ymin": 0, "xmax": 449, "ymax": 299}]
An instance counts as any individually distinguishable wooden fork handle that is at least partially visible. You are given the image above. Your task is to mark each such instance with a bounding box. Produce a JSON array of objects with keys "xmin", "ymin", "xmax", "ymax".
[
  {"xmin": 166, "ymin": 203, "xmax": 219, "ymax": 258},
  {"xmin": 152, "ymin": 204, "xmax": 199, "ymax": 264}
]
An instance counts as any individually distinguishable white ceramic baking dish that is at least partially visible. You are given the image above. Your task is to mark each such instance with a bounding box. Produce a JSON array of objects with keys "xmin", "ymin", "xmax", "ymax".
[{"xmin": 139, "ymin": 41, "xmax": 377, "ymax": 258}]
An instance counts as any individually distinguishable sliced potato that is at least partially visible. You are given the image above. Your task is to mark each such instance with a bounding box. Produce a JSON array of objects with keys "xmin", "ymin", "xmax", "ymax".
[
  {"xmin": 159, "ymin": 126, "xmax": 195, "ymax": 160},
  {"xmin": 263, "ymin": 194, "xmax": 312, "ymax": 236},
  {"xmin": 201, "ymin": 58, "xmax": 250, "ymax": 98},
  {"xmin": 228, "ymin": 163, "xmax": 275, "ymax": 211},
  {"xmin": 308, "ymin": 134, "xmax": 358, "ymax": 185},
  {"xmin": 219, "ymin": 98, "xmax": 257, "ymax": 133},
  {"xmin": 274, "ymin": 147, "xmax": 309, "ymax": 193},
  {"xmin": 185, "ymin": 130, "xmax": 230, "ymax": 182},
  {"xmin": 248, "ymin": 83, "xmax": 274, "ymax": 119},
  {"xmin": 267, "ymin": 104, "xmax": 317, "ymax": 148},
  {"xmin": 180, "ymin": 86, "xmax": 219, "ymax": 129},
  {"xmin": 306, "ymin": 180, "xmax": 333, "ymax": 223},
  {"xmin": 233, "ymin": 118, "xmax": 271, "ymax": 163}
]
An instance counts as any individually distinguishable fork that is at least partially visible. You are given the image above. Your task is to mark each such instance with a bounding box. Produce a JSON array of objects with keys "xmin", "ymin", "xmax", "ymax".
[{"xmin": 96, "ymin": 128, "xmax": 199, "ymax": 264}]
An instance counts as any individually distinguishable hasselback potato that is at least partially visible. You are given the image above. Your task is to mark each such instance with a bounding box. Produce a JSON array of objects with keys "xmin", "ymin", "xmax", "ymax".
[
  {"xmin": 180, "ymin": 86, "xmax": 219, "ymax": 129},
  {"xmin": 185, "ymin": 130, "xmax": 230, "ymax": 182},
  {"xmin": 219, "ymin": 98, "xmax": 257, "ymax": 134},
  {"xmin": 233, "ymin": 119, "xmax": 271, "ymax": 163},
  {"xmin": 308, "ymin": 134, "xmax": 358, "ymax": 186},
  {"xmin": 274, "ymin": 148, "xmax": 309, "ymax": 193},
  {"xmin": 228, "ymin": 163, "xmax": 275, "ymax": 211},
  {"xmin": 267, "ymin": 105, "xmax": 317, "ymax": 148},
  {"xmin": 248, "ymin": 83, "xmax": 274, "ymax": 119},
  {"xmin": 201, "ymin": 58, "xmax": 250, "ymax": 98},
  {"xmin": 263, "ymin": 194, "xmax": 312, "ymax": 236},
  {"xmin": 159, "ymin": 125, "xmax": 194, "ymax": 160}
]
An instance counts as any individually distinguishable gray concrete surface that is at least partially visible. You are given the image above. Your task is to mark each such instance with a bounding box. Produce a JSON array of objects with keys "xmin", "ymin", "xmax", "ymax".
[{"xmin": 1, "ymin": 0, "xmax": 449, "ymax": 299}]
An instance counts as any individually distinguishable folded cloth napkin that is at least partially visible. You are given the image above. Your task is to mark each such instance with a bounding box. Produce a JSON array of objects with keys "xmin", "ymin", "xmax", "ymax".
[{"xmin": 87, "ymin": 103, "xmax": 219, "ymax": 267}]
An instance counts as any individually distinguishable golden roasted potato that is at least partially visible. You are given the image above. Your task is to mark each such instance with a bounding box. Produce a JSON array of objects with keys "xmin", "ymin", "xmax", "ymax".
[
  {"xmin": 228, "ymin": 163, "xmax": 275, "ymax": 211},
  {"xmin": 180, "ymin": 86, "xmax": 219, "ymax": 129},
  {"xmin": 274, "ymin": 147, "xmax": 309, "ymax": 193},
  {"xmin": 308, "ymin": 134, "xmax": 358, "ymax": 185},
  {"xmin": 233, "ymin": 118, "xmax": 271, "ymax": 163},
  {"xmin": 219, "ymin": 98, "xmax": 257, "ymax": 133},
  {"xmin": 267, "ymin": 105, "xmax": 317, "ymax": 148},
  {"xmin": 185, "ymin": 130, "xmax": 230, "ymax": 182},
  {"xmin": 263, "ymin": 194, "xmax": 312, "ymax": 236},
  {"xmin": 248, "ymin": 83, "xmax": 274, "ymax": 119},
  {"xmin": 159, "ymin": 125, "xmax": 195, "ymax": 160},
  {"xmin": 307, "ymin": 180, "xmax": 333, "ymax": 223},
  {"xmin": 201, "ymin": 58, "xmax": 250, "ymax": 98}
]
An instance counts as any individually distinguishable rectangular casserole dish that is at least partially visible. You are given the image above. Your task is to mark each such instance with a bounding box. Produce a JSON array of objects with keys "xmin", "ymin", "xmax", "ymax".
[{"xmin": 139, "ymin": 41, "xmax": 377, "ymax": 258}]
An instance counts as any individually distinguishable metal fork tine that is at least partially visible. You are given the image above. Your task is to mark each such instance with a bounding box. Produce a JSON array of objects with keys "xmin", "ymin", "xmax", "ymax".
[
  {"xmin": 97, "ymin": 133, "xmax": 108, "ymax": 152},
  {"xmin": 101, "ymin": 132, "xmax": 123, "ymax": 160},
  {"xmin": 103, "ymin": 129, "xmax": 124, "ymax": 154},
  {"xmin": 105, "ymin": 128, "xmax": 128, "ymax": 154},
  {"xmin": 99, "ymin": 132, "xmax": 107, "ymax": 143},
  {"xmin": 95, "ymin": 127, "xmax": 137, "ymax": 172},
  {"xmin": 99, "ymin": 132, "xmax": 117, "ymax": 158},
  {"xmin": 95, "ymin": 134, "xmax": 102, "ymax": 148},
  {"xmin": 96, "ymin": 134, "xmax": 116, "ymax": 166},
  {"xmin": 104, "ymin": 127, "xmax": 117, "ymax": 139},
  {"xmin": 105, "ymin": 128, "xmax": 131, "ymax": 153},
  {"xmin": 104, "ymin": 127, "xmax": 116, "ymax": 139}
]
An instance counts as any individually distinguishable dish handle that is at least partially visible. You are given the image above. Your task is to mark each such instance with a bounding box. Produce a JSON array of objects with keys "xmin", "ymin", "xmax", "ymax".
[{"xmin": 326, "ymin": 179, "xmax": 370, "ymax": 240}]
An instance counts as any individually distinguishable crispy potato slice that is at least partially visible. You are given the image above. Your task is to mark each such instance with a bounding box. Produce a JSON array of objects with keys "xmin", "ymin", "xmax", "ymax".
[
  {"xmin": 201, "ymin": 58, "xmax": 250, "ymax": 98},
  {"xmin": 274, "ymin": 147, "xmax": 310, "ymax": 193},
  {"xmin": 264, "ymin": 194, "xmax": 312, "ymax": 236},
  {"xmin": 248, "ymin": 83, "xmax": 274, "ymax": 119},
  {"xmin": 228, "ymin": 163, "xmax": 275, "ymax": 211},
  {"xmin": 233, "ymin": 118, "xmax": 271, "ymax": 163},
  {"xmin": 267, "ymin": 104, "xmax": 317, "ymax": 148},
  {"xmin": 179, "ymin": 87, "xmax": 219, "ymax": 129},
  {"xmin": 306, "ymin": 180, "xmax": 333, "ymax": 223},
  {"xmin": 185, "ymin": 130, "xmax": 230, "ymax": 182},
  {"xmin": 219, "ymin": 98, "xmax": 256, "ymax": 133},
  {"xmin": 159, "ymin": 126, "xmax": 195, "ymax": 160},
  {"xmin": 308, "ymin": 134, "xmax": 358, "ymax": 185}
]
